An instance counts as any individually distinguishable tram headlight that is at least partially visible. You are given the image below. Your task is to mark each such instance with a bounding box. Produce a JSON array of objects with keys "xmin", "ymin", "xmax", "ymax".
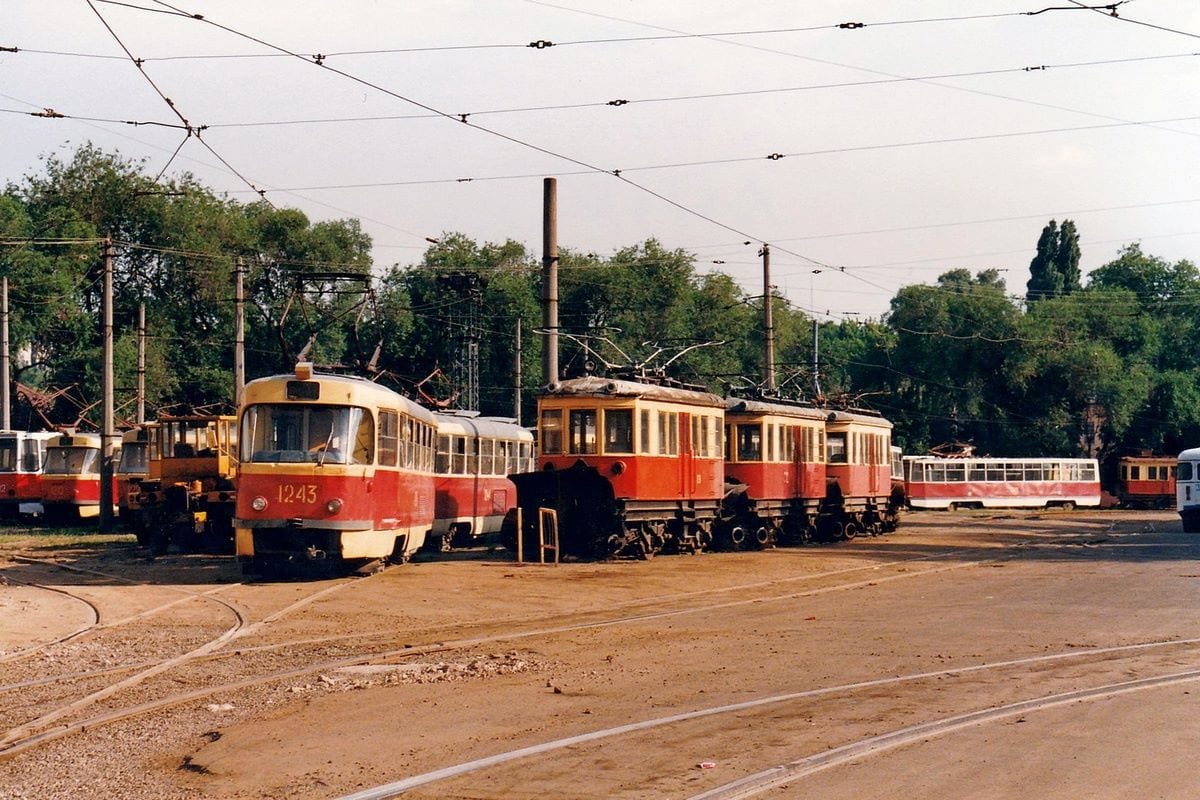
[
  {"xmin": 251, "ymin": 495, "xmax": 268, "ymax": 511},
  {"xmin": 325, "ymin": 498, "xmax": 343, "ymax": 514}
]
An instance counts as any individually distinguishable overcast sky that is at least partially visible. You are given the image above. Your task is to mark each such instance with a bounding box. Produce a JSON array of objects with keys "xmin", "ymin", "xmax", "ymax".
[{"xmin": 4, "ymin": 0, "xmax": 1199, "ymax": 320}]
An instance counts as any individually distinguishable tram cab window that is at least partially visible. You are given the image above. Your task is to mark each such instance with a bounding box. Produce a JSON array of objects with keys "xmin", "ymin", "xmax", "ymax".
[
  {"xmin": 827, "ymin": 433, "xmax": 847, "ymax": 464},
  {"xmin": 540, "ymin": 409, "xmax": 564, "ymax": 455},
  {"xmin": 604, "ymin": 409, "xmax": 634, "ymax": 455},
  {"xmin": 568, "ymin": 409, "xmax": 597, "ymax": 455},
  {"xmin": 1179, "ymin": 462, "xmax": 1194, "ymax": 481}
]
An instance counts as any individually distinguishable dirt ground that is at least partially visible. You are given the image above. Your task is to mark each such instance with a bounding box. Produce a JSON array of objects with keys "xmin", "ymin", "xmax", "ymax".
[{"xmin": 1, "ymin": 509, "xmax": 1198, "ymax": 799}]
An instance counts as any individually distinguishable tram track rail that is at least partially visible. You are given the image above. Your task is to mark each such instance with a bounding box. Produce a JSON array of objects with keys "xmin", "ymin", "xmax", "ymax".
[
  {"xmin": 334, "ymin": 637, "xmax": 1200, "ymax": 799},
  {"xmin": 0, "ymin": 546, "xmax": 999, "ymax": 762}
]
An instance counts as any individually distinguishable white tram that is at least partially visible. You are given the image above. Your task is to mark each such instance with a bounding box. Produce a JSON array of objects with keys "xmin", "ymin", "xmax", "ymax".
[{"xmin": 1177, "ymin": 447, "xmax": 1200, "ymax": 532}]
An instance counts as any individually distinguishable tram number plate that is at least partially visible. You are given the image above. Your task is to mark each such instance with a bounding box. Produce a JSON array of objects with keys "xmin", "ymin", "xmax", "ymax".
[{"xmin": 277, "ymin": 484, "xmax": 317, "ymax": 504}]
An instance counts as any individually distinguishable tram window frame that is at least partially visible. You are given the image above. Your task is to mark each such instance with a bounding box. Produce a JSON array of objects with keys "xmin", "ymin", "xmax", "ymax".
[
  {"xmin": 603, "ymin": 408, "xmax": 634, "ymax": 455},
  {"xmin": 540, "ymin": 408, "xmax": 564, "ymax": 455},
  {"xmin": 735, "ymin": 423, "xmax": 761, "ymax": 462},
  {"xmin": 478, "ymin": 438, "xmax": 494, "ymax": 475},
  {"xmin": 658, "ymin": 411, "xmax": 678, "ymax": 456},
  {"xmin": 378, "ymin": 410, "xmax": 399, "ymax": 467},
  {"xmin": 568, "ymin": 409, "xmax": 597, "ymax": 455},
  {"xmin": 827, "ymin": 432, "xmax": 847, "ymax": 464}
]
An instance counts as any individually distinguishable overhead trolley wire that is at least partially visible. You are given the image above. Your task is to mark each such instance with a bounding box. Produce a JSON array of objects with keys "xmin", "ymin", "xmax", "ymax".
[{"xmin": 5, "ymin": 7, "xmax": 1103, "ymax": 62}]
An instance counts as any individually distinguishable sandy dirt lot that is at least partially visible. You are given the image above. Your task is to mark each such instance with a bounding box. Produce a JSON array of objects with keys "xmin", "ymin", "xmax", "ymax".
[{"xmin": 1, "ymin": 509, "xmax": 1198, "ymax": 799}]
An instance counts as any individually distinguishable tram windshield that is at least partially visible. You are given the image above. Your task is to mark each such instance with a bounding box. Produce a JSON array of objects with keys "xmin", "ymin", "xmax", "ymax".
[
  {"xmin": 45, "ymin": 447, "xmax": 100, "ymax": 475},
  {"xmin": 117, "ymin": 442, "xmax": 149, "ymax": 475},
  {"xmin": 242, "ymin": 404, "xmax": 374, "ymax": 465}
]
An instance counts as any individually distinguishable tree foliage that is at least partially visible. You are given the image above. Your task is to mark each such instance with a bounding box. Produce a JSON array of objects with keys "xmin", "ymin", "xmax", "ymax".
[{"xmin": 2, "ymin": 145, "xmax": 1200, "ymax": 472}]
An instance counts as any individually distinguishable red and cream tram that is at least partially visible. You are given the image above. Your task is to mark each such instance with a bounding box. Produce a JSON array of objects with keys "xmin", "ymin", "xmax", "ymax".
[
  {"xmin": 822, "ymin": 409, "xmax": 900, "ymax": 537},
  {"xmin": 905, "ymin": 456, "xmax": 1101, "ymax": 510},
  {"xmin": 235, "ymin": 364, "xmax": 436, "ymax": 575},
  {"xmin": 1116, "ymin": 455, "xmax": 1176, "ymax": 509},
  {"xmin": 723, "ymin": 398, "xmax": 829, "ymax": 546},
  {"xmin": 430, "ymin": 411, "xmax": 535, "ymax": 551},
  {"xmin": 0, "ymin": 430, "xmax": 56, "ymax": 518},
  {"xmin": 510, "ymin": 375, "xmax": 726, "ymax": 558},
  {"xmin": 41, "ymin": 432, "xmax": 119, "ymax": 523}
]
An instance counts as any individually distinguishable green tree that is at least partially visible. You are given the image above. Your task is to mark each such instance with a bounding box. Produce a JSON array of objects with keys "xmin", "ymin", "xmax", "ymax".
[{"xmin": 1026, "ymin": 219, "xmax": 1081, "ymax": 303}]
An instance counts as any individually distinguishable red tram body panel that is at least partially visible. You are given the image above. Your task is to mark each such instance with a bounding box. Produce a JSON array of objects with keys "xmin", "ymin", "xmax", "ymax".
[
  {"xmin": 512, "ymin": 376, "xmax": 726, "ymax": 558},
  {"xmin": 1117, "ymin": 455, "xmax": 1176, "ymax": 509},
  {"xmin": 430, "ymin": 412, "xmax": 535, "ymax": 550},
  {"xmin": 235, "ymin": 367, "xmax": 436, "ymax": 575},
  {"xmin": 0, "ymin": 430, "xmax": 56, "ymax": 517},
  {"xmin": 905, "ymin": 456, "xmax": 1101, "ymax": 510},
  {"xmin": 41, "ymin": 432, "xmax": 119, "ymax": 522},
  {"xmin": 723, "ymin": 398, "xmax": 830, "ymax": 545}
]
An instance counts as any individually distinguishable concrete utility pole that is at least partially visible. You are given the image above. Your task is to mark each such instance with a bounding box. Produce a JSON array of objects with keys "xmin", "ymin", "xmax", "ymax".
[
  {"xmin": 99, "ymin": 237, "xmax": 115, "ymax": 532},
  {"xmin": 234, "ymin": 257, "xmax": 245, "ymax": 407},
  {"xmin": 514, "ymin": 317, "xmax": 522, "ymax": 425},
  {"xmin": 542, "ymin": 177, "xmax": 559, "ymax": 386},
  {"xmin": 1, "ymin": 277, "xmax": 10, "ymax": 431},
  {"xmin": 136, "ymin": 302, "xmax": 146, "ymax": 425},
  {"xmin": 762, "ymin": 244, "xmax": 775, "ymax": 392},
  {"xmin": 811, "ymin": 318, "xmax": 822, "ymax": 399}
]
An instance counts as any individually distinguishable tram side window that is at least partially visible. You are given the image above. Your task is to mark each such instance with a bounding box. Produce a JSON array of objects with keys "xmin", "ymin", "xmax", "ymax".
[
  {"xmin": 724, "ymin": 425, "xmax": 733, "ymax": 461},
  {"xmin": 378, "ymin": 411, "xmax": 398, "ymax": 467},
  {"xmin": 640, "ymin": 409, "xmax": 652, "ymax": 454},
  {"xmin": 827, "ymin": 433, "xmax": 847, "ymax": 464},
  {"xmin": 945, "ymin": 462, "xmax": 966, "ymax": 482},
  {"xmin": 0, "ymin": 440, "xmax": 16, "ymax": 472},
  {"xmin": 658, "ymin": 411, "xmax": 678, "ymax": 456},
  {"xmin": 1131, "ymin": 465, "xmax": 1141, "ymax": 480},
  {"xmin": 603, "ymin": 409, "xmax": 633, "ymax": 455},
  {"xmin": 22, "ymin": 439, "xmax": 44, "ymax": 473},
  {"xmin": 436, "ymin": 435, "xmax": 451, "ymax": 474},
  {"xmin": 540, "ymin": 409, "xmax": 564, "ymax": 455},
  {"xmin": 568, "ymin": 409, "xmax": 597, "ymax": 455},
  {"xmin": 1082, "ymin": 463, "xmax": 1097, "ymax": 481},
  {"xmin": 737, "ymin": 424, "xmax": 762, "ymax": 462},
  {"xmin": 474, "ymin": 438, "xmax": 490, "ymax": 474}
]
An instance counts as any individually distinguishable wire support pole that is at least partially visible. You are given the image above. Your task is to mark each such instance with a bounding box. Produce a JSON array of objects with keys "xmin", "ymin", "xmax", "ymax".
[
  {"xmin": 234, "ymin": 257, "xmax": 245, "ymax": 407},
  {"xmin": 542, "ymin": 177, "xmax": 559, "ymax": 386},
  {"xmin": 1, "ymin": 277, "xmax": 10, "ymax": 431},
  {"xmin": 136, "ymin": 302, "xmax": 145, "ymax": 426},
  {"xmin": 99, "ymin": 236, "xmax": 115, "ymax": 532},
  {"xmin": 762, "ymin": 244, "xmax": 776, "ymax": 392}
]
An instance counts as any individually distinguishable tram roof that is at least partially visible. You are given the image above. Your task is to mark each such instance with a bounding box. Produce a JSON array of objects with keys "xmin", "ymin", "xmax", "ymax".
[
  {"xmin": 1179, "ymin": 447, "xmax": 1200, "ymax": 461},
  {"xmin": 725, "ymin": 397, "xmax": 830, "ymax": 421},
  {"xmin": 243, "ymin": 372, "xmax": 436, "ymax": 424},
  {"xmin": 434, "ymin": 412, "xmax": 534, "ymax": 440},
  {"xmin": 540, "ymin": 376, "xmax": 724, "ymax": 408}
]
